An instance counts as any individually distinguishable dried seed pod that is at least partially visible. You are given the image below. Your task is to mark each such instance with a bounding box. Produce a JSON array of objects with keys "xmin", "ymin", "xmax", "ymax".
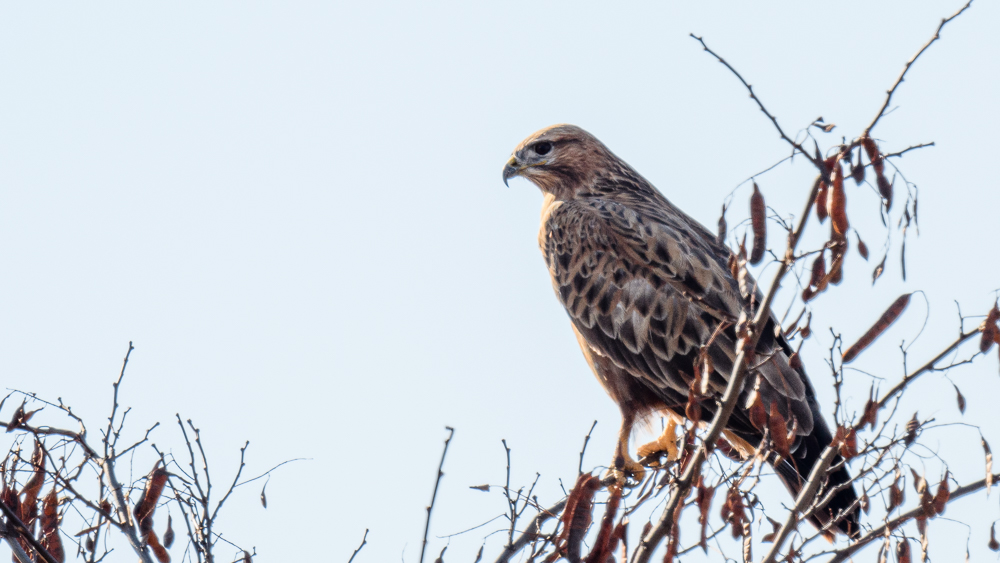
[
  {"xmin": 809, "ymin": 252, "xmax": 827, "ymax": 289},
  {"xmin": 829, "ymin": 164, "xmax": 849, "ymax": 236},
  {"xmin": 905, "ymin": 413, "xmax": 919, "ymax": 446},
  {"xmin": 799, "ymin": 313, "xmax": 812, "ymax": 339},
  {"xmin": 768, "ymin": 403, "xmax": 791, "ymax": 460},
  {"xmin": 147, "ymin": 531, "xmax": 170, "ymax": 563},
  {"xmin": 984, "ymin": 438, "xmax": 993, "ymax": 497},
  {"xmin": 851, "ymin": 160, "xmax": 865, "ymax": 185},
  {"xmin": 134, "ymin": 466, "xmax": 169, "ymax": 536},
  {"xmin": 585, "ymin": 482, "xmax": 622, "ymax": 563},
  {"xmin": 558, "ymin": 474, "xmax": 600, "ymax": 563},
  {"xmin": 954, "ymin": 384, "xmax": 966, "ymax": 414},
  {"xmin": 861, "ymin": 386, "xmax": 879, "ymax": 430},
  {"xmin": 932, "ymin": 471, "xmax": 950, "ymax": 515},
  {"xmin": 815, "ymin": 181, "xmax": 829, "ymax": 222},
  {"xmin": 990, "ymin": 523, "xmax": 1000, "ymax": 551},
  {"xmin": 981, "ymin": 302, "xmax": 1000, "ymax": 353},
  {"xmin": 164, "ymin": 515, "xmax": 175, "ymax": 548},
  {"xmin": 696, "ymin": 476, "xmax": 714, "ymax": 551},
  {"xmin": 842, "ymin": 293, "xmax": 911, "ymax": 363},
  {"xmin": 788, "ymin": 352, "xmax": 802, "ymax": 371},
  {"xmin": 685, "ymin": 392, "xmax": 702, "ymax": 426},
  {"xmin": 749, "ymin": 183, "xmax": 766, "ymax": 265},
  {"xmin": 856, "ymin": 232, "xmax": 869, "ymax": 260},
  {"xmin": 889, "ymin": 474, "xmax": 904, "ymax": 512},
  {"xmin": 40, "ymin": 489, "xmax": 64, "ymax": 563},
  {"xmin": 720, "ymin": 484, "xmax": 747, "ymax": 539},
  {"xmin": 746, "ymin": 379, "xmax": 767, "ymax": 430},
  {"xmin": 878, "ymin": 175, "xmax": 894, "ymax": 210},
  {"xmin": 872, "ymin": 254, "xmax": 887, "ymax": 285},
  {"xmin": 838, "ymin": 427, "xmax": 858, "ymax": 459}
]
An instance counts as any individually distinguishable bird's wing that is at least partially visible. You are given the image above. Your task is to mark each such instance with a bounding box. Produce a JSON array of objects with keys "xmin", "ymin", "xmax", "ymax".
[{"xmin": 542, "ymin": 196, "xmax": 814, "ymax": 436}]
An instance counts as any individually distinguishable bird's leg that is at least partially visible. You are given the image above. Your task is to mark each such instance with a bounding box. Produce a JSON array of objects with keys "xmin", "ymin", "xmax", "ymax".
[
  {"xmin": 636, "ymin": 417, "xmax": 680, "ymax": 468},
  {"xmin": 605, "ymin": 411, "xmax": 645, "ymax": 487}
]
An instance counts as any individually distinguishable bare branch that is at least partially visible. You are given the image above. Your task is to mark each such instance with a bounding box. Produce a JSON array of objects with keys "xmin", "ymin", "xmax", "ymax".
[
  {"xmin": 494, "ymin": 499, "xmax": 567, "ymax": 563},
  {"xmin": 864, "ymin": 0, "xmax": 974, "ymax": 134},
  {"xmin": 578, "ymin": 420, "xmax": 598, "ymax": 476},
  {"xmin": 347, "ymin": 528, "xmax": 369, "ymax": 563},
  {"xmin": 829, "ymin": 472, "xmax": 1000, "ymax": 562},
  {"xmin": 884, "ymin": 142, "xmax": 935, "ymax": 159},
  {"xmin": 419, "ymin": 426, "xmax": 454, "ymax": 563},
  {"xmin": 689, "ymin": 34, "xmax": 820, "ymax": 169}
]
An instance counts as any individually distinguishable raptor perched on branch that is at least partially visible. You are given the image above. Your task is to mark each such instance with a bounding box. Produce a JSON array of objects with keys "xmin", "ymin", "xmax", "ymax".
[{"xmin": 503, "ymin": 124, "xmax": 860, "ymax": 537}]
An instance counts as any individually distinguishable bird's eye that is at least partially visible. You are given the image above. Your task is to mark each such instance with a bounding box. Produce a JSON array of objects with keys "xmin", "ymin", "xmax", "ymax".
[{"xmin": 533, "ymin": 141, "xmax": 553, "ymax": 156}]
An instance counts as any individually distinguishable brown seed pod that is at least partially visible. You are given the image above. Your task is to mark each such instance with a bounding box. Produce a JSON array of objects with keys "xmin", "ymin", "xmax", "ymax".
[
  {"xmin": 558, "ymin": 474, "xmax": 600, "ymax": 563},
  {"xmin": 788, "ymin": 352, "xmax": 803, "ymax": 371},
  {"xmin": 837, "ymin": 427, "xmax": 858, "ymax": 459},
  {"xmin": 861, "ymin": 391, "xmax": 879, "ymax": 431},
  {"xmin": 877, "ymin": 175, "xmax": 894, "ymax": 210},
  {"xmin": 981, "ymin": 302, "xmax": 1000, "ymax": 353},
  {"xmin": 984, "ymin": 438, "xmax": 993, "ymax": 497},
  {"xmin": 815, "ymin": 181, "xmax": 829, "ymax": 222},
  {"xmin": 749, "ymin": 183, "xmax": 766, "ymax": 265},
  {"xmin": 905, "ymin": 413, "xmax": 919, "ymax": 447},
  {"xmin": 889, "ymin": 472, "xmax": 904, "ymax": 512},
  {"xmin": 134, "ymin": 466, "xmax": 169, "ymax": 536},
  {"xmin": 856, "ymin": 232, "xmax": 869, "ymax": 260},
  {"xmin": 40, "ymin": 489, "xmax": 64, "ymax": 563},
  {"xmin": 829, "ymin": 164, "xmax": 849, "ymax": 236},
  {"xmin": 768, "ymin": 403, "xmax": 791, "ymax": 460},
  {"xmin": 809, "ymin": 252, "xmax": 827, "ymax": 289},
  {"xmin": 851, "ymin": 160, "xmax": 865, "ymax": 185},
  {"xmin": 932, "ymin": 471, "xmax": 950, "ymax": 515},
  {"xmin": 164, "ymin": 515, "xmax": 175, "ymax": 548},
  {"xmin": 872, "ymin": 254, "xmax": 887, "ymax": 285},
  {"xmin": 842, "ymin": 293, "xmax": 911, "ymax": 363}
]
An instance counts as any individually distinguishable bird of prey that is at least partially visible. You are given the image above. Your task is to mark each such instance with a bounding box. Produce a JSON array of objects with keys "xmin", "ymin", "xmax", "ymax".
[{"xmin": 503, "ymin": 124, "xmax": 860, "ymax": 537}]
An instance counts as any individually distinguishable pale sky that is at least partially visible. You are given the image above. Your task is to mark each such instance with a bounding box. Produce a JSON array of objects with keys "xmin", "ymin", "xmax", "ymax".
[{"xmin": 1, "ymin": 2, "xmax": 998, "ymax": 562}]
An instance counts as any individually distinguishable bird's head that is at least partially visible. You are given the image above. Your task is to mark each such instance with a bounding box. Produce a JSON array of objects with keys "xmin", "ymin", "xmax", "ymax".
[{"xmin": 502, "ymin": 124, "xmax": 614, "ymax": 199}]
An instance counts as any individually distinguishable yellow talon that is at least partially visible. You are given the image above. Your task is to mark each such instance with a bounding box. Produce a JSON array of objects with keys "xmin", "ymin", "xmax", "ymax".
[{"xmin": 637, "ymin": 418, "xmax": 680, "ymax": 465}]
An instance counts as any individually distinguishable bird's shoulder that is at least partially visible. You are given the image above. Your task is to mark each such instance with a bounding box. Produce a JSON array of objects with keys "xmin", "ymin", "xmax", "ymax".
[{"xmin": 540, "ymin": 191, "xmax": 743, "ymax": 323}]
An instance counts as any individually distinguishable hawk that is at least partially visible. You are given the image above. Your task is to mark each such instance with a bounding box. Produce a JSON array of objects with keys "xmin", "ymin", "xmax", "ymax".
[{"xmin": 503, "ymin": 124, "xmax": 859, "ymax": 537}]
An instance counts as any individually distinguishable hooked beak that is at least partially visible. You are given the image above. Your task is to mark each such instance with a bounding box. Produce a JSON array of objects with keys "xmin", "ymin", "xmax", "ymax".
[{"xmin": 502, "ymin": 156, "xmax": 519, "ymax": 187}]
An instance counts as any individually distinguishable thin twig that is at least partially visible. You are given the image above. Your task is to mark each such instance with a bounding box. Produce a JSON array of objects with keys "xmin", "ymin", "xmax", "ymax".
[
  {"xmin": 884, "ymin": 142, "xmax": 935, "ymax": 159},
  {"xmin": 864, "ymin": 0, "xmax": 974, "ymax": 134},
  {"xmin": 689, "ymin": 34, "xmax": 820, "ymax": 169},
  {"xmin": 210, "ymin": 440, "xmax": 249, "ymax": 522},
  {"xmin": 347, "ymin": 529, "xmax": 369, "ymax": 563},
  {"xmin": 874, "ymin": 330, "xmax": 978, "ymax": 413},
  {"xmin": 494, "ymin": 499, "xmax": 567, "ymax": 563},
  {"xmin": 578, "ymin": 420, "xmax": 598, "ymax": 476},
  {"xmin": 419, "ymin": 426, "xmax": 454, "ymax": 563}
]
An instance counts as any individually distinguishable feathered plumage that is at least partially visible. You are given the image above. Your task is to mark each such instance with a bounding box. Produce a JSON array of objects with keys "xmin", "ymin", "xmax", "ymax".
[{"xmin": 504, "ymin": 124, "xmax": 859, "ymax": 538}]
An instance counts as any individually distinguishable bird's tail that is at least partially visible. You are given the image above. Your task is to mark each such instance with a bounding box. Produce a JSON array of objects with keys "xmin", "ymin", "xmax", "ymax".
[{"xmin": 772, "ymin": 424, "xmax": 861, "ymax": 539}]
